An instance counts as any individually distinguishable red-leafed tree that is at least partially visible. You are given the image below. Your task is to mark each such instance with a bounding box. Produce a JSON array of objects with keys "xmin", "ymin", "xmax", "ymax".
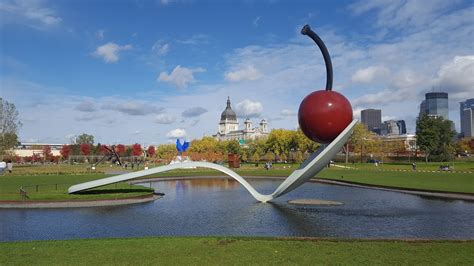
[
  {"xmin": 99, "ymin": 144, "xmax": 109, "ymax": 155},
  {"xmin": 60, "ymin": 145, "xmax": 71, "ymax": 159},
  {"xmin": 132, "ymin": 143, "xmax": 142, "ymax": 156},
  {"xmin": 42, "ymin": 145, "xmax": 52, "ymax": 160},
  {"xmin": 147, "ymin": 145, "xmax": 156, "ymax": 157},
  {"xmin": 116, "ymin": 144, "xmax": 126, "ymax": 156},
  {"xmin": 80, "ymin": 143, "xmax": 91, "ymax": 156}
]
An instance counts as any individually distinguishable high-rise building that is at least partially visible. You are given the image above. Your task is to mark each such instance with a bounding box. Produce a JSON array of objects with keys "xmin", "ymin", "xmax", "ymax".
[
  {"xmin": 381, "ymin": 120, "xmax": 399, "ymax": 136},
  {"xmin": 396, "ymin": 120, "xmax": 407, "ymax": 135},
  {"xmin": 419, "ymin": 100, "xmax": 427, "ymax": 118},
  {"xmin": 361, "ymin": 109, "xmax": 381, "ymax": 134},
  {"xmin": 421, "ymin": 92, "xmax": 449, "ymax": 120},
  {"xmin": 460, "ymin": 98, "xmax": 474, "ymax": 138}
]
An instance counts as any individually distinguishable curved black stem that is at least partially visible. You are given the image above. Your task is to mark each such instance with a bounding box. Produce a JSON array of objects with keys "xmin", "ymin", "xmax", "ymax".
[{"xmin": 301, "ymin": 25, "xmax": 333, "ymax": 91}]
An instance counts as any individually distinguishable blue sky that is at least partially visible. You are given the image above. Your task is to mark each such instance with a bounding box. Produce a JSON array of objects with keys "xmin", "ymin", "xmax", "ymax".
[{"xmin": 1, "ymin": 0, "xmax": 473, "ymax": 145}]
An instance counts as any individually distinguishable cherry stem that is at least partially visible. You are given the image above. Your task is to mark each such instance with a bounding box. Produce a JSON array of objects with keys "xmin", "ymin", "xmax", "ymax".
[{"xmin": 301, "ymin": 25, "xmax": 333, "ymax": 91}]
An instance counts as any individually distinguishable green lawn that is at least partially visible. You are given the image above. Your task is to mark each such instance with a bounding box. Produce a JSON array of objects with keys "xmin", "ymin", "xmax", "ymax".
[
  {"xmin": 0, "ymin": 174, "xmax": 153, "ymax": 201},
  {"xmin": 1, "ymin": 237, "xmax": 472, "ymax": 265},
  {"xmin": 317, "ymin": 168, "xmax": 474, "ymax": 194},
  {"xmin": 1, "ymin": 161, "xmax": 472, "ymax": 201}
]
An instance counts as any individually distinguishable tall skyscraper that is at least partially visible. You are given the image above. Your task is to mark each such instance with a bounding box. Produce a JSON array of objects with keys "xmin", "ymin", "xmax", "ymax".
[
  {"xmin": 381, "ymin": 120, "xmax": 399, "ymax": 135},
  {"xmin": 419, "ymin": 100, "xmax": 427, "ymax": 118},
  {"xmin": 421, "ymin": 92, "xmax": 449, "ymax": 120},
  {"xmin": 460, "ymin": 98, "xmax": 474, "ymax": 138},
  {"xmin": 361, "ymin": 109, "xmax": 381, "ymax": 134},
  {"xmin": 396, "ymin": 120, "xmax": 407, "ymax": 135}
]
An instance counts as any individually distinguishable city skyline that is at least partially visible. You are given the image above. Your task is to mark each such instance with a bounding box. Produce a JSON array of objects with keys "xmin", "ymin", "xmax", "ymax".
[{"xmin": 1, "ymin": 0, "xmax": 473, "ymax": 145}]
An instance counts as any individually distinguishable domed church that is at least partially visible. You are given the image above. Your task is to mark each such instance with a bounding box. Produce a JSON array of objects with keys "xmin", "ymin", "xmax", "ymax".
[{"xmin": 214, "ymin": 97, "xmax": 269, "ymax": 141}]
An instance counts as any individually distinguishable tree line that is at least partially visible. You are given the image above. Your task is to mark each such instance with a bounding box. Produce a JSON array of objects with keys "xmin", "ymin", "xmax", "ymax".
[{"xmin": 2, "ymin": 98, "xmax": 472, "ymax": 164}]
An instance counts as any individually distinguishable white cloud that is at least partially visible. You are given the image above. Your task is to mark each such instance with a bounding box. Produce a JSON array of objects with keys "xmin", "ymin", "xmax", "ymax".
[
  {"xmin": 0, "ymin": 0, "xmax": 62, "ymax": 28},
  {"xmin": 382, "ymin": 115, "xmax": 397, "ymax": 121},
  {"xmin": 166, "ymin": 128, "xmax": 186, "ymax": 138},
  {"xmin": 349, "ymin": 0, "xmax": 460, "ymax": 31},
  {"xmin": 152, "ymin": 41, "xmax": 170, "ymax": 56},
  {"xmin": 280, "ymin": 109, "xmax": 296, "ymax": 117},
  {"xmin": 94, "ymin": 42, "xmax": 132, "ymax": 63},
  {"xmin": 235, "ymin": 99, "xmax": 263, "ymax": 118},
  {"xmin": 157, "ymin": 65, "xmax": 205, "ymax": 89},
  {"xmin": 75, "ymin": 101, "xmax": 97, "ymax": 112},
  {"xmin": 154, "ymin": 113, "xmax": 176, "ymax": 124},
  {"xmin": 103, "ymin": 101, "xmax": 164, "ymax": 116},
  {"xmin": 182, "ymin": 107, "xmax": 207, "ymax": 118},
  {"xmin": 351, "ymin": 65, "xmax": 389, "ymax": 84},
  {"xmin": 225, "ymin": 65, "xmax": 263, "ymax": 82},
  {"xmin": 177, "ymin": 34, "xmax": 209, "ymax": 45},
  {"xmin": 253, "ymin": 16, "xmax": 261, "ymax": 27},
  {"xmin": 435, "ymin": 55, "xmax": 474, "ymax": 100},
  {"xmin": 74, "ymin": 113, "xmax": 103, "ymax": 122}
]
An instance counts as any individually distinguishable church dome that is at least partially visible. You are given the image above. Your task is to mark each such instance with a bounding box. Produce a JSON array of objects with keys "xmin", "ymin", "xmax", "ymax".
[{"xmin": 220, "ymin": 97, "xmax": 237, "ymax": 122}]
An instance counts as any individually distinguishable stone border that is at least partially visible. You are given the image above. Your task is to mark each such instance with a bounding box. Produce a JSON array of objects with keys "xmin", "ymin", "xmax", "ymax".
[
  {"xmin": 0, "ymin": 194, "xmax": 160, "ymax": 209},
  {"xmin": 132, "ymin": 175, "xmax": 474, "ymax": 202}
]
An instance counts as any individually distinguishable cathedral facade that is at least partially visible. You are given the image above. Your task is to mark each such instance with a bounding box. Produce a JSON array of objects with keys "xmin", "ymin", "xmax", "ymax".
[{"xmin": 214, "ymin": 97, "xmax": 269, "ymax": 141}]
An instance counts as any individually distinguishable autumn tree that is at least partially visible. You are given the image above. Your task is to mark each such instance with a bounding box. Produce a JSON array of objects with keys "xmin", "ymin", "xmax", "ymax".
[
  {"xmin": 98, "ymin": 144, "xmax": 109, "ymax": 155},
  {"xmin": 80, "ymin": 143, "xmax": 91, "ymax": 156},
  {"xmin": 147, "ymin": 145, "xmax": 156, "ymax": 157},
  {"xmin": 190, "ymin": 136, "xmax": 219, "ymax": 153},
  {"xmin": 42, "ymin": 145, "xmax": 52, "ymax": 161},
  {"xmin": 455, "ymin": 138, "xmax": 473, "ymax": 154},
  {"xmin": 116, "ymin": 144, "xmax": 126, "ymax": 156},
  {"xmin": 132, "ymin": 143, "xmax": 142, "ymax": 156},
  {"xmin": 156, "ymin": 143, "xmax": 176, "ymax": 162},
  {"xmin": 0, "ymin": 98, "xmax": 22, "ymax": 157},
  {"xmin": 60, "ymin": 145, "xmax": 71, "ymax": 159},
  {"xmin": 225, "ymin": 140, "xmax": 242, "ymax": 155},
  {"xmin": 348, "ymin": 122, "xmax": 376, "ymax": 162},
  {"xmin": 265, "ymin": 129, "xmax": 294, "ymax": 157},
  {"xmin": 293, "ymin": 128, "xmax": 320, "ymax": 154}
]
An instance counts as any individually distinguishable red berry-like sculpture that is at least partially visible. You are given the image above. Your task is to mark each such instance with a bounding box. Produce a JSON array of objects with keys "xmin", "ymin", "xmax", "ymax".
[{"xmin": 298, "ymin": 25, "xmax": 353, "ymax": 143}]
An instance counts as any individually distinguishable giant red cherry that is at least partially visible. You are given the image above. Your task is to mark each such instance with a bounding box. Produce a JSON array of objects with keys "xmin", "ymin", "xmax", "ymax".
[{"xmin": 298, "ymin": 25, "xmax": 353, "ymax": 143}]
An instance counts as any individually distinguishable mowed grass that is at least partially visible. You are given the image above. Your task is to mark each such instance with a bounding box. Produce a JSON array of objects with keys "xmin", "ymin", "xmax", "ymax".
[
  {"xmin": 1, "ymin": 160, "xmax": 473, "ymax": 201},
  {"xmin": 1, "ymin": 237, "xmax": 473, "ymax": 265},
  {"xmin": 0, "ymin": 173, "xmax": 153, "ymax": 201},
  {"xmin": 317, "ymin": 168, "xmax": 474, "ymax": 194}
]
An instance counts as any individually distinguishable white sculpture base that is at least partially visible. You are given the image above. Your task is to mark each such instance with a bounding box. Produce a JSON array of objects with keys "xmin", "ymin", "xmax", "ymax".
[{"xmin": 69, "ymin": 120, "xmax": 357, "ymax": 202}]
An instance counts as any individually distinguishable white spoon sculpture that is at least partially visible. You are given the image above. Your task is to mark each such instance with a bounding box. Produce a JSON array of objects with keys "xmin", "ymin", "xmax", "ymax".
[{"xmin": 68, "ymin": 120, "xmax": 356, "ymax": 202}]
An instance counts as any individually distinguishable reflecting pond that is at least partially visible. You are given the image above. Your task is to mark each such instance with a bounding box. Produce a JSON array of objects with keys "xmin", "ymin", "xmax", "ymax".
[{"xmin": 1, "ymin": 178, "xmax": 473, "ymax": 241}]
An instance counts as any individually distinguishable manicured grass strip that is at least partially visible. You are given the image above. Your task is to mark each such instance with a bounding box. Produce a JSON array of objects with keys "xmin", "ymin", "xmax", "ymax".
[
  {"xmin": 1, "ymin": 237, "xmax": 473, "ymax": 265},
  {"xmin": 0, "ymin": 174, "xmax": 153, "ymax": 201},
  {"xmin": 317, "ymin": 168, "xmax": 474, "ymax": 194}
]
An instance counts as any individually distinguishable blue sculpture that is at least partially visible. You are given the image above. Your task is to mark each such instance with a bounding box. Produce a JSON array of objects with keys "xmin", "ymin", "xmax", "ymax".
[{"xmin": 176, "ymin": 139, "xmax": 190, "ymax": 154}]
